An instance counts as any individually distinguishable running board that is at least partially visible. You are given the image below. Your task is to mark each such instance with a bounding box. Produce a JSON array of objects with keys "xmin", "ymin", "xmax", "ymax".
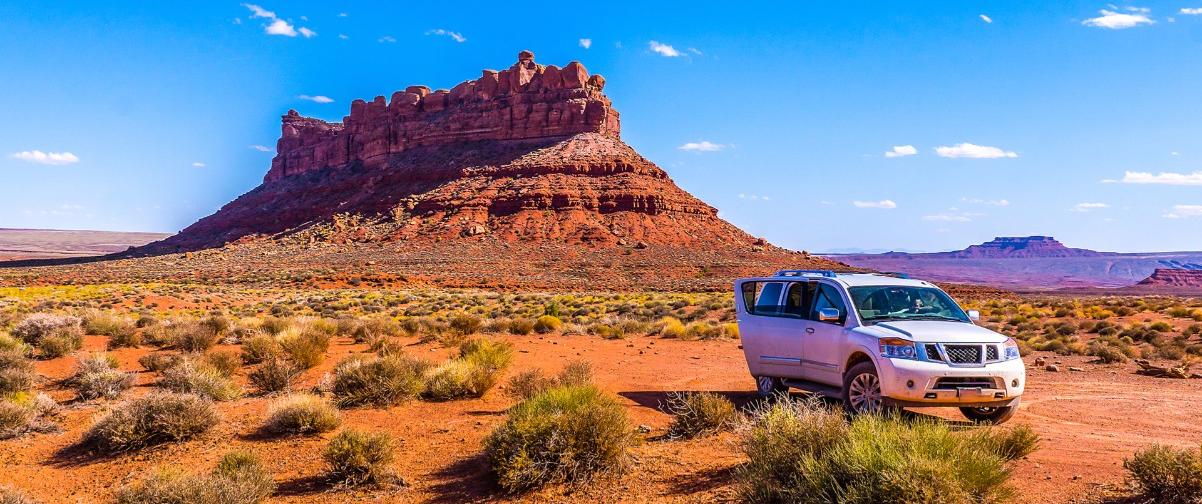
[{"xmin": 781, "ymin": 378, "xmax": 844, "ymax": 400}]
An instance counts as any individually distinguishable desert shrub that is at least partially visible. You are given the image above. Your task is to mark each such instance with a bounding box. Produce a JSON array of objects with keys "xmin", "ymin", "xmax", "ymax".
[
  {"xmin": 662, "ymin": 391, "xmax": 739, "ymax": 439},
  {"xmin": 485, "ymin": 385, "xmax": 633, "ymax": 492},
  {"xmin": 508, "ymin": 319, "xmax": 535, "ymax": 335},
  {"xmin": 83, "ymin": 313, "xmax": 141, "ymax": 349},
  {"xmin": 0, "ymin": 392, "xmax": 60, "ymax": 439},
  {"xmin": 70, "ymin": 352, "xmax": 135, "ymax": 400},
  {"xmin": 12, "ymin": 313, "xmax": 82, "ymax": 345},
  {"xmin": 331, "ymin": 355, "xmax": 431, "ymax": 408},
  {"xmin": 0, "ymin": 486, "xmax": 35, "ymax": 504},
  {"xmin": 258, "ymin": 317, "xmax": 291, "ymax": 336},
  {"xmin": 505, "ymin": 360, "xmax": 593, "ymax": 401},
  {"xmin": 139, "ymin": 353, "xmax": 183, "ymax": 372},
  {"xmin": 482, "ymin": 318, "xmax": 511, "ymax": 334},
  {"xmin": 448, "ymin": 313, "xmax": 482, "ymax": 336},
  {"xmin": 239, "ymin": 333, "xmax": 280, "ymax": 365},
  {"xmin": 263, "ymin": 394, "xmax": 341, "ymax": 435},
  {"xmin": 249, "ymin": 358, "xmax": 301, "ymax": 394},
  {"xmin": 85, "ymin": 392, "xmax": 218, "ymax": 451},
  {"xmin": 657, "ymin": 317, "xmax": 686, "ymax": 338},
  {"xmin": 369, "ymin": 336, "xmax": 405, "ymax": 356},
  {"xmin": 203, "ymin": 350, "xmax": 241, "ymax": 377},
  {"xmin": 736, "ymin": 398, "xmax": 1017, "ymax": 504},
  {"xmin": 135, "ymin": 314, "xmax": 158, "ymax": 328},
  {"xmin": 1150, "ymin": 321, "xmax": 1175, "ymax": 333},
  {"xmin": 0, "ymin": 333, "xmax": 28, "ymax": 354},
  {"xmin": 425, "ymin": 339, "xmax": 516, "ymax": 400},
  {"xmin": 173, "ymin": 322, "xmax": 219, "ymax": 352},
  {"xmin": 350, "ymin": 317, "xmax": 402, "ymax": 344},
  {"xmin": 36, "ymin": 331, "xmax": 83, "ymax": 359},
  {"xmin": 158, "ymin": 360, "xmax": 242, "ymax": 401},
  {"xmin": 1124, "ymin": 444, "xmax": 1202, "ymax": 503},
  {"xmin": 970, "ymin": 425, "xmax": 1041, "ymax": 462},
  {"xmin": 324, "ymin": 429, "xmax": 397, "ymax": 486},
  {"xmin": 0, "ymin": 350, "xmax": 35, "ymax": 395},
  {"xmin": 116, "ymin": 450, "xmax": 275, "ymax": 504},
  {"xmin": 278, "ymin": 328, "xmax": 330, "ymax": 369},
  {"xmin": 533, "ymin": 315, "xmax": 562, "ymax": 334},
  {"xmin": 0, "ymin": 400, "xmax": 35, "ymax": 439}
]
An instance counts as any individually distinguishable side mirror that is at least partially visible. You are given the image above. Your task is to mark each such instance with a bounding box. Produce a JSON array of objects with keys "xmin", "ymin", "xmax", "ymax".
[
  {"xmin": 818, "ymin": 308, "xmax": 841, "ymax": 322},
  {"xmin": 967, "ymin": 310, "xmax": 981, "ymax": 322}
]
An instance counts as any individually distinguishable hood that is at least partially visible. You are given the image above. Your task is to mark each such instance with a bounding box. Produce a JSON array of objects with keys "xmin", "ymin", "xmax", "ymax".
[{"xmin": 853, "ymin": 320, "xmax": 1007, "ymax": 344}]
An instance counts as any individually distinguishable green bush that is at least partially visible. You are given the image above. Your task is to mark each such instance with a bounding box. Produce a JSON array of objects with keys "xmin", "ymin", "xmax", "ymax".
[
  {"xmin": 116, "ymin": 450, "xmax": 275, "ymax": 504},
  {"xmin": 662, "ymin": 391, "xmax": 739, "ymax": 439},
  {"xmin": 263, "ymin": 394, "xmax": 341, "ymax": 435},
  {"xmin": 248, "ymin": 358, "xmax": 300, "ymax": 395},
  {"xmin": 424, "ymin": 338, "xmax": 517, "ymax": 400},
  {"xmin": 85, "ymin": 392, "xmax": 219, "ymax": 451},
  {"xmin": 331, "ymin": 355, "xmax": 430, "ymax": 408},
  {"xmin": 485, "ymin": 385, "xmax": 632, "ymax": 492},
  {"xmin": 324, "ymin": 429, "xmax": 397, "ymax": 486},
  {"xmin": 970, "ymin": 425, "xmax": 1041, "ymax": 462},
  {"xmin": 448, "ymin": 313, "xmax": 482, "ymax": 336},
  {"xmin": 158, "ymin": 360, "xmax": 242, "ymax": 401},
  {"xmin": 13, "ymin": 314, "xmax": 85, "ymax": 359},
  {"xmin": 736, "ymin": 398, "xmax": 1018, "ymax": 503},
  {"xmin": 70, "ymin": 352, "xmax": 135, "ymax": 400},
  {"xmin": 278, "ymin": 329, "xmax": 330, "ymax": 369},
  {"xmin": 505, "ymin": 360, "xmax": 593, "ymax": 401},
  {"xmin": 533, "ymin": 315, "xmax": 562, "ymax": 334},
  {"xmin": 1124, "ymin": 444, "xmax": 1202, "ymax": 503},
  {"xmin": 508, "ymin": 319, "xmax": 535, "ymax": 335}
]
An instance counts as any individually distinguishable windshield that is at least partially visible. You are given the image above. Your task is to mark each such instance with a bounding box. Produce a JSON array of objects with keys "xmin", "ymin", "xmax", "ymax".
[{"xmin": 848, "ymin": 286, "xmax": 970, "ymax": 324}]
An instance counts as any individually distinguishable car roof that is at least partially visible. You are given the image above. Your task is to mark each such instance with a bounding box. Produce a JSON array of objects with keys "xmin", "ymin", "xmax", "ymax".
[{"xmin": 739, "ymin": 271, "xmax": 937, "ymax": 289}]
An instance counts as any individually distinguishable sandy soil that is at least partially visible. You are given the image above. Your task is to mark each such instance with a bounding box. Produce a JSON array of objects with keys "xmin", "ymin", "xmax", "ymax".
[{"xmin": 3, "ymin": 334, "xmax": 1200, "ymax": 503}]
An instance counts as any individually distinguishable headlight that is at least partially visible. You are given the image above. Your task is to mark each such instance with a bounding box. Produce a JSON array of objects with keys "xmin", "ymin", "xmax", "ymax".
[
  {"xmin": 879, "ymin": 337, "xmax": 917, "ymax": 360},
  {"xmin": 1003, "ymin": 337, "xmax": 1021, "ymax": 360}
]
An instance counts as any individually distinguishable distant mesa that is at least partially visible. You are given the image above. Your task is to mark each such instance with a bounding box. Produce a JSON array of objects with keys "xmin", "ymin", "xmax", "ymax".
[
  {"xmin": 942, "ymin": 236, "xmax": 1103, "ymax": 259},
  {"xmin": 1134, "ymin": 268, "xmax": 1202, "ymax": 290}
]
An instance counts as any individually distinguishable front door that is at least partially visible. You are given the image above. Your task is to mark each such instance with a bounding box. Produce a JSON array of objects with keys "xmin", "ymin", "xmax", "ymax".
[{"xmin": 801, "ymin": 282, "xmax": 849, "ymax": 386}]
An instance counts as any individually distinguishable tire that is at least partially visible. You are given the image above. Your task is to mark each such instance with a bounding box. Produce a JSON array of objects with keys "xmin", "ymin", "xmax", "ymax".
[
  {"xmin": 842, "ymin": 361, "xmax": 886, "ymax": 415},
  {"xmin": 754, "ymin": 375, "xmax": 788, "ymax": 397},
  {"xmin": 960, "ymin": 399, "xmax": 1020, "ymax": 424}
]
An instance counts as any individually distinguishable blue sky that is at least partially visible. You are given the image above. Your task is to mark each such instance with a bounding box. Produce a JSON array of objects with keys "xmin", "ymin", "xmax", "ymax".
[{"xmin": 2, "ymin": 1, "xmax": 1201, "ymax": 253}]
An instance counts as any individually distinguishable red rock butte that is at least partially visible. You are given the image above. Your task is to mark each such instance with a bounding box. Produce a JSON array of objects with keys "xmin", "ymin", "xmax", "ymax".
[{"xmin": 142, "ymin": 51, "xmax": 771, "ymax": 253}]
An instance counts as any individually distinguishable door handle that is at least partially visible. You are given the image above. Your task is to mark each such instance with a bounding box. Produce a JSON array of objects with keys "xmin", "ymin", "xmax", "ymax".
[{"xmin": 805, "ymin": 328, "xmax": 815, "ymax": 334}]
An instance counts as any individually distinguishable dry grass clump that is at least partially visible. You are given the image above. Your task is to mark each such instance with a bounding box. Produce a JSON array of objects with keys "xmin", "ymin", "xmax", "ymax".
[
  {"xmin": 84, "ymin": 312, "xmax": 140, "ymax": 348},
  {"xmin": 0, "ymin": 350, "xmax": 35, "ymax": 395},
  {"xmin": 0, "ymin": 486, "xmax": 36, "ymax": 504},
  {"xmin": 485, "ymin": 385, "xmax": 633, "ymax": 492},
  {"xmin": 657, "ymin": 317, "xmax": 686, "ymax": 339},
  {"xmin": 202, "ymin": 350, "xmax": 241, "ymax": 377},
  {"xmin": 533, "ymin": 315, "xmax": 562, "ymax": 334},
  {"xmin": 448, "ymin": 313, "xmax": 482, "ymax": 336},
  {"xmin": 735, "ymin": 398, "xmax": 1025, "ymax": 503},
  {"xmin": 139, "ymin": 353, "xmax": 183, "ymax": 372},
  {"xmin": 158, "ymin": 360, "xmax": 241, "ymax": 401},
  {"xmin": 425, "ymin": 338, "xmax": 514, "ymax": 401},
  {"xmin": 505, "ymin": 360, "xmax": 594, "ymax": 401},
  {"xmin": 508, "ymin": 319, "xmax": 535, "ymax": 335},
  {"xmin": 12, "ymin": 313, "xmax": 83, "ymax": 358},
  {"xmin": 0, "ymin": 392, "xmax": 60, "ymax": 439},
  {"xmin": 263, "ymin": 394, "xmax": 341, "ymax": 435},
  {"xmin": 239, "ymin": 333, "xmax": 281, "ymax": 365},
  {"xmin": 116, "ymin": 450, "xmax": 275, "ymax": 504},
  {"xmin": 1124, "ymin": 444, "xmax": 1202, "ymax": 503},
  {"xmin": 85, "ymin": 392, "xmax": 218, "ymax": 451},
  {"xmin": 324, "ymin": 429, "xmax": 398, "ymax": 486},
  {"xmin": 662, "ymin": 391, "xmax": 739, "ymax": 439},
  {"xmin": 69, "ymin": 352, "xmax": 135, "ymax": 400},
  {"xmin": 971, "ymin": 425, "xmax": 1041, "ymax": 462},
  {"xmin": 171, "ymin": 321, "xmax": 219, "ymax": 352},
  {"xmin": 277, "ymin": 325, "xmax": 331, "ymax": 369},
  {"xmin": 248, "ymin": 358, "xmax": 301, "ymax": 395},
  {"xmin": 331, "ymin": 355, "xmax": 431, "ymax": 408},
  {"xmin": 349, "ymin": 317, "xmax": 402, "ymax": 344}
]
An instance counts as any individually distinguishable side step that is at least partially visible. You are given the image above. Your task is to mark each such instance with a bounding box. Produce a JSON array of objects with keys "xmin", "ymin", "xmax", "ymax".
[{"xmin": 781, "ymin": 378, "xmax": 844, "ymax": 400}]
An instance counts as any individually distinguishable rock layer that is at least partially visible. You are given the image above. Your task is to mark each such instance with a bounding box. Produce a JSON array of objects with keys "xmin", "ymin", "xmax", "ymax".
[{"xmin": 1136, "ymin": 268, "xmax": 1202, "ymax": 289}]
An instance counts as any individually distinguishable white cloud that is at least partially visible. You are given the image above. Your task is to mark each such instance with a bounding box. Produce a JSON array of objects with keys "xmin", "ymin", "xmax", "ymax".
[
  {"xmin": 884, "ymin": 145, "xmax": 917, "ymax": 158},
  {"xmin": 649, "ymin": 40, "xmax": 681, "ymax": 57},
  {"xmin": 962, "ymin": 197, "xmax": 1010, "ymax": 207},
  {"xmin": 1082, "ymin": 8, "xmax": 1154, "ymax": 29},
  {"xmin": 852, "ymin": 200, "xmax": 897, "ymax": 209},
  {"xmin": 191, "ymin": 162, "xmax": 206, "ymax": 168},
  {"xmin": 251, "ymin": 145, "xmax": 273, "ymax": 152},
  {"xmin": 242, "ymin": 3, "xmax": 275, "ymax": 19},
  {"xmin": 426, "ymin": 29, "xmax": 466, "ymax": 43},
  {"xmin": 1164, "ymin": 205, "xmax": 1202, "ymax": 219},
  {"xmin": 1114, "ymin": 170, "xmax": 1202, "ymax": 185},
  {"xmin": 579, "ymin": 38, "xmax": 592, "ymax": 49},
  {"xmin": 738, "ymin": 193, "xmax": 772, "ymax": 201},
  {"xmin": 11, "ymin": 150, "xmax": 80, "ymax": 165},
  {"xmin": 265, "ymin": 18, "xmax": 297, "ymax": 36},
  {"xmin": 297, "ymin": 94, "xmax": 334, "ymax": 104},
  {"xmin": 923, "ymin": 213, "xmax": 972, "ymax": 222},
  {"xmin": 678, "ymin": 141, "xmax": 726, "ymax": 152},
  {"xmin": 980, "ymin": 14, "xmax": 993, "ymax": 23},
  {"xmin": 298, "ymin": 27, "xmax": 316, "ymax": 38},
  {"xmin": 1071, "ymin": 202, "xmax": 1110, "ymax": 212},
  {"xmin": 338, "ymin": 12, "xmax": 348, "ymax": 17},
  {"xmin": 934, "ymin": 142, "xmax": 1018, "ymax": 159},
  {"xmin": 378, "ymin": 35, "xmax": 396, "ymax": 43},
  {"xmin": 688, "ymin": 47, "xmax": 703, "ymax": 55},
  {"xmin": 1182, "ymin": 7, "xmax": 1202, "ymax": 14}
]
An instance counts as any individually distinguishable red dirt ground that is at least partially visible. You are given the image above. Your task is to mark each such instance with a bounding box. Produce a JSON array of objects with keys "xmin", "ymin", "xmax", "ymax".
[{"xmin": 4, "ymin": 333, "xmax": 1200, "ymax": 503}]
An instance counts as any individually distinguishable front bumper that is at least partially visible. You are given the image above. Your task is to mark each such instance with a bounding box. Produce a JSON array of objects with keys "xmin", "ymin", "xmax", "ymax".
[{"xmin": 877, "ymin": 357, "xmax": 1025, "ymax": 407}]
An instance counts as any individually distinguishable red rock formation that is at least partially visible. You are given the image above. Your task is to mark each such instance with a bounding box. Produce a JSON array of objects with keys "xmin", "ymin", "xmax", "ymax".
[
  {"xmin": 1136, "ymin": 268, "xmax": 1202, "ymax": 289},
  {"xmin": 266, "ymin": 51, "xmax": 619, "ymax": 182},
  {"xmin": 947, "ymin": 236, "xmax": 1102, "ymax": 259}
]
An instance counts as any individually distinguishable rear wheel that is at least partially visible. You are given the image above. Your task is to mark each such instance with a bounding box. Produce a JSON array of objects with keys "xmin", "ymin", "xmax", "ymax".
[
  {"xmin": 755, "ymin": 375, "xmax": 788, "ymax": 397},
  {"xmin": 842, "ymin": 361, "xmax": 885, "ymax": 415},
  {"xmin": 960, "ymin": 399, "xmax": 1020, "ymax": 424}
]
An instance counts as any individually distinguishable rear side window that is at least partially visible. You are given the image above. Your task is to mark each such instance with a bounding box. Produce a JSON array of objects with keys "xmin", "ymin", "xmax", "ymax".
[
  {"xmin": 810, "ymin": 283, "xmax": 848, "ymax": 324},
  {"xmin": 741, "ymin": 281, "xmax": 787, "ymax": 316}
]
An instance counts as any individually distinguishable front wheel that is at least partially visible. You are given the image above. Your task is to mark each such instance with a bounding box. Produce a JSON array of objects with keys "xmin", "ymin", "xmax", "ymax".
[
  {"xmin": 842, "ymin": 361, "xmax": 885, "ymax": 415},
  {"xmin": 960, "ymin": 399, "xmax": 1020, "ymax": 424},
  {"xmin": 755, "ymin": 375, "xmax": 788, "ymax": 397}
]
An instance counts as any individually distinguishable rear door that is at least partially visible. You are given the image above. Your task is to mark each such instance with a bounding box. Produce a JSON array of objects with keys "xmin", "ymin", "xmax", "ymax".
[
  {"xmin": 801, "ymin": 281, "xmax": 851, "ymax": 385},
  {"xmin": 736, "ymin": 280, "xmax": 809, "ymax": 379}
]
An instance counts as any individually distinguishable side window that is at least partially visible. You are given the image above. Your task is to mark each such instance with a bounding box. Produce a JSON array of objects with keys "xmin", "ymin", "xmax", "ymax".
[
  {"xmin": 810, "ymin": 284, "xmax": 848, "ymax": 324},
  {"xmin": 741, "ymin": 281, "xmax": 786, "ymax": 316},
  {"xmin": 783, "ymin": 282, "xmax": 812, "ymax": 318}
]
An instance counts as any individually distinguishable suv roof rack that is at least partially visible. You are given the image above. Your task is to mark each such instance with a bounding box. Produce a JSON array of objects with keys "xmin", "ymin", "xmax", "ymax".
[
  {"xmin": 878, "ymin": 272, "xmax": 911, "ymax": 279},
  {"xmin": 775, "ymin": 269, "xmax": 837, "ymax": 278}
]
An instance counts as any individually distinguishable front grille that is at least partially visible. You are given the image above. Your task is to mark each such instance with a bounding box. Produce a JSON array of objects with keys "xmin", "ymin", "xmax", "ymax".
[
  {"xmin": 986, "ymin": 345, "xmax": 999, "ymax": 361},
  {"xmin": 925, "ymin": 344, "xmax": 942, "ymax": 361},
  {"xmin": 945, "ymin": 344, "xmax": 982, "ymax": 364},
  {"xmin": 934, "ymin": 377, "xmax": 999, "ymax": 389}
]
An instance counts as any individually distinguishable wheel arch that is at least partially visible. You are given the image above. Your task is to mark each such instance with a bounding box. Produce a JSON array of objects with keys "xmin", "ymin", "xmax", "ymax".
[{"xmin": 844, "ymin": 350, "xmax": 875, "ymax": 376}]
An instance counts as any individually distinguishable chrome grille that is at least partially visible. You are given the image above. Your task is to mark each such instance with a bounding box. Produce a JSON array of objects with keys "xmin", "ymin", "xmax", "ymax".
[
  {"xmin": 945, "ymin": 344, "xmax": 982, "ymax": 364},
  {"xmin": 924, "ymin": 344, "xmax": 942, "ymax": 361},
  {"xmin": 986, "ymin": 345, "xmax": 999, "ymax": 361},
  {"xmin": 934, "ymin": 377, "xmax": 998, "ymax": 389}
]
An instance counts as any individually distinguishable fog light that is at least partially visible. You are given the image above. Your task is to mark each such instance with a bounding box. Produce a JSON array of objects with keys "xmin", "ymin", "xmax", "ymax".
[
  {"xmin": 906, "ymin": 380, "xmax": 914, "ymax": 388},
  {"xmin": 1011, "ymin": 378, "xmax": 1019, "ymax": 387},
  {"xmin": 924, "ymin": 393, "xmax": 937, "ymax": 399}
]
